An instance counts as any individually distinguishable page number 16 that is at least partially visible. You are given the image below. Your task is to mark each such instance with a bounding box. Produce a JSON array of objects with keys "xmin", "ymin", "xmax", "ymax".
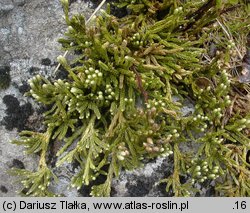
[{"xmin": 234, "ymin": 201, "xmax": 247, "ymax": 210}]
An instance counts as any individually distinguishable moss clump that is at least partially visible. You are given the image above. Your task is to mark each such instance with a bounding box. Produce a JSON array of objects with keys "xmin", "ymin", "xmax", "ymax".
[
  {"xmin": 10, "ymin": 0, "xmax": 250, "ymax": 197},
  {"xmin": 0, "ymin": 66, "xmax": 11, "ymax": 90}
]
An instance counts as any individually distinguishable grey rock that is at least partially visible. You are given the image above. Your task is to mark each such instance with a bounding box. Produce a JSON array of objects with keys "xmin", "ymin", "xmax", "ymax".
[
  {"xmin": 0, "ymin": 1, "xmax": 14, "ymax": 16},
  {"xmin": 0, "ymin": 126, "xmax": 39, "ymax": 196},
  {"xmin": 112, "ymin": 157, "xmax": 174, "ymax": 197},
  {"xmin": 49, "ymin": 163, "xmax": 79, "ymax": 197},
  {"xmin": 0, "ymin": 0, "xmax": 94, "ymax": 66},
  {"xmin": 13, "ymin": 0, "xmax": 26, "ymax": 6}
]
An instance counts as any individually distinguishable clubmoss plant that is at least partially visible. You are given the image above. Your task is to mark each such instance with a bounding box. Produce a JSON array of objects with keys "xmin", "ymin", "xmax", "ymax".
[{"xmin": 10, "ymin": 0, "xmax": 250, "ymax": 197}]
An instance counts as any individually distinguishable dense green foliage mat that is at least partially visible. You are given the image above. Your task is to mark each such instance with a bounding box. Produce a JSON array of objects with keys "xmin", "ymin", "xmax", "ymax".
[{"xmin": 10, "ymin": 0, "xmax": 250, "ymax": 196}]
